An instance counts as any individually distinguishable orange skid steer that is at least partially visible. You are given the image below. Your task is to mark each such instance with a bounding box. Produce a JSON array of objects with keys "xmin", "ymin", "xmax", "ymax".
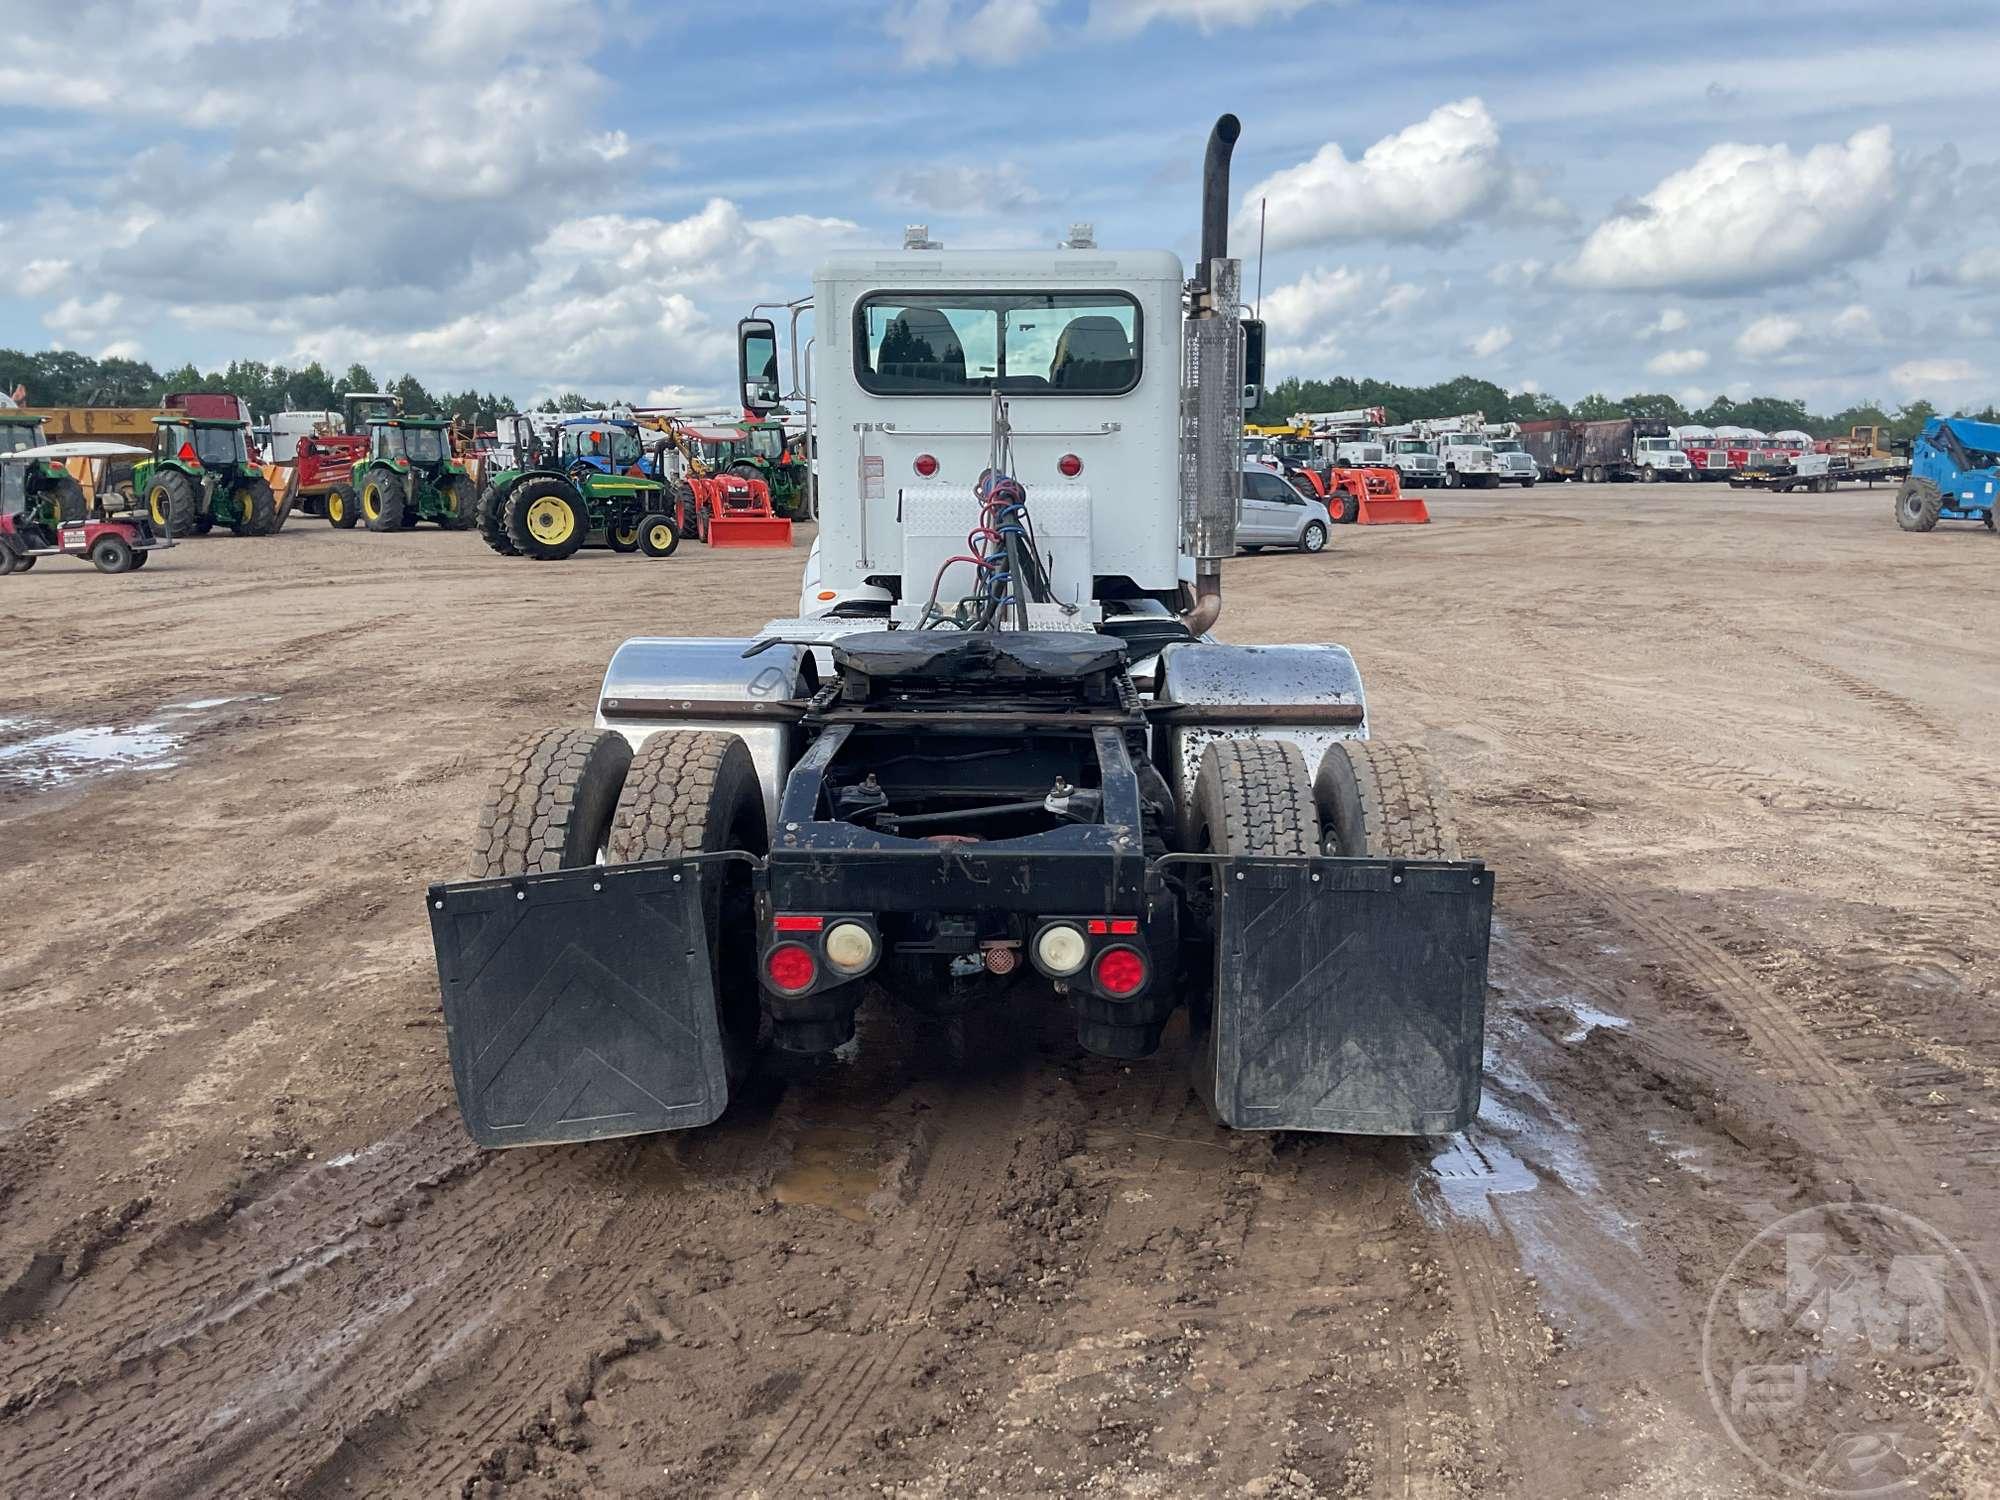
[{"xmin": 1331, "ymin": 466, "xmax": 1428, "ymax": 525}]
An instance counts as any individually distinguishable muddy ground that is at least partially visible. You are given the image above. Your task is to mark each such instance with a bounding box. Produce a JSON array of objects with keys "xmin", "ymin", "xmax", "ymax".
[{"xmin": 2, "ymin": 483, "xmax": 1997, "ymax": 1498}]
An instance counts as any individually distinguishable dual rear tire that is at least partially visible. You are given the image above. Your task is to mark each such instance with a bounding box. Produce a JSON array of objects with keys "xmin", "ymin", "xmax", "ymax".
[
  {"xmin": 1186, "ymin": 738, "xmax": 1461, "ymax": 863},
  {"xmin": 473, "ymin": 727, "xmax": 767, "ymax": 1079}
]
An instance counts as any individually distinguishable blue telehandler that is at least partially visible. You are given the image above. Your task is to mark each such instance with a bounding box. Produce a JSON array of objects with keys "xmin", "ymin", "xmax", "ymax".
[{"xmin": 1895, "ymin": 416, "xmax": 1999, "ymax": 532}]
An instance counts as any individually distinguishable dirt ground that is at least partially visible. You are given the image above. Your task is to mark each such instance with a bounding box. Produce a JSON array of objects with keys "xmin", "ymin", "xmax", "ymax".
[{"xmin": 3, "ymin": 482, "xmax": 1998, "ymax": 1499}]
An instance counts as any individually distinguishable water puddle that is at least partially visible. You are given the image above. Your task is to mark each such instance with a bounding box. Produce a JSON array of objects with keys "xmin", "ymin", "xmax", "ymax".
[
  {"xmin": 1427, "ymin": 1128, "xmax": 1539, "ymax": 1223},
  {"xmin": 0, "ymin": 695, "xmax": 277, "ymax": 791},
  {"xmin": 0, "ymin": 723, "xmax": 182, "ymax": 786},
  {"xmin": 771, "ymin": 1124, "xmax": 881, "ymax": 1223},
  {"xmin": 162, "ymin": 694, "xmax": 274, "ymax": 714},
  {"xmin": 1554, "ymin": 997, "xmax": 1630, "ymax": 1044}
]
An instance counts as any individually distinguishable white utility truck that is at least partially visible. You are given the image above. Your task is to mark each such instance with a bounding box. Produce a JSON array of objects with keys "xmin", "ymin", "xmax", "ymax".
[
  {"xmin": 1382, "ymin": 430, "xmax": 1444, "ymax": 488},
  {"xmin": 1483, "ymin": 422, "xmax": 1540, "ymax": 487},
  {"xmin": 422, "ymin": 116, "xmax": 1491, "ymax": 1148},
  {"xmin": 1422, "ymin": 416, "xmax": 1503, "ymax": 489}
]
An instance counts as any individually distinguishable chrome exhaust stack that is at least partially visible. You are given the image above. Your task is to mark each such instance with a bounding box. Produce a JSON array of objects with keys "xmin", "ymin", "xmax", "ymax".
[{"xmin": 1180, "ymin": 113, "xmax": 1243, "ymax": 637}]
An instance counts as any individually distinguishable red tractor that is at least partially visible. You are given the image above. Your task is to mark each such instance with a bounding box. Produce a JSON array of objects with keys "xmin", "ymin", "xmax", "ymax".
[
  {"xmin": 1323, "ymin": 465, "xmax": 1428, "ymax": 525},
  {"xmin": 274, "ymin": 393, "xmax": 401, "ymax": 527},
  {"xmin": 653, "ymin": 423, "xmax": 794, "ymax": 547}
]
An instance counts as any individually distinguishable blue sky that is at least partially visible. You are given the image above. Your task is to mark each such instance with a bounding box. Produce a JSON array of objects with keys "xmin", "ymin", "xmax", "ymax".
[{"xmin": 1, "ymin": 0, "xmax": 1995, "ymax": 413}]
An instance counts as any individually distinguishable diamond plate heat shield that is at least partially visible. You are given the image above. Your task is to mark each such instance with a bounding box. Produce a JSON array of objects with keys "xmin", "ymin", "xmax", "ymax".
[
  {"xmin": 427, "ymin": 861, "xmax": 731, "ymax": 1148},
  {"xmin": 1206, "ymin": 857, "xmax": 1492, "ymax": 1135},
  {"xmin": 1181, "ymin": 259, "xmax": 1243, "ymax": 563}
]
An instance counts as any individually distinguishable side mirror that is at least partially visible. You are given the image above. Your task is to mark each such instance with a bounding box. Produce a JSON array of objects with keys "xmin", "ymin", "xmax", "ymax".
[
  {"xmin": 1238, "ymin": 318, "xmax": 1266, "ymax": 411},
  {"xmin": 738, "ymin": 317, "xmax": 780, "ymax": 415}
]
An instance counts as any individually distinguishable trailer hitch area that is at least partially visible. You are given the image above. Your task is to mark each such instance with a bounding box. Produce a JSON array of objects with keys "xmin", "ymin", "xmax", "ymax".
[
  {"xmin": 1158, "ymin": 853, "xmax": 1492, "ymax": 1136},
  {"xmin": 425, "ymin": 852, "xmax": 761, "ymax": 1149}
]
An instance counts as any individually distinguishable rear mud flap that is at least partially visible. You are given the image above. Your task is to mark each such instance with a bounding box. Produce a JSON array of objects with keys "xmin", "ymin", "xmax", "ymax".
[
  {"xmin": 1204, "ymin": 857, "xmax": 1490, "ymax": 1135},
  {"xmin": 427, "ymin": 861, "xmax": 729, "ymax": 1148}
]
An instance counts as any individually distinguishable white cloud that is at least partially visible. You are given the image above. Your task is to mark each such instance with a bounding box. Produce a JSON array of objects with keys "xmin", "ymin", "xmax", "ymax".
[
  {"xmin": 1378, "ymin": 282, "xmax": 1421, "ymax": 316},
  {"xmin": 1559, "ymin": 126, "xmax": 1898, "ymax": 292},
  {"xmin": 1263, "ymin": 265, "xmax": 1380, "ymax": 329},
  {"xmin": 1467, "ymin": 325, "xmax": 1513, "ymax": 359},
  {"xmin": 1237, "ymin": 98, "xmax": 1565, "ymax": 251},
  {"xmin": 1640, "ymin": 308, "xmax": 1690, "ymax": 338},
  {"xmin": 1487, "ymin": 258, "xmax": 1546, "ymax": 287},
  {"xmin": 1646, "ymin": 348, "xmax": 1710, "ymax": 376},
  {"xmin": 279, "ymin": 197, "xmax": 860, "ymax": 400},
  {"xmin": 881, "ymin": 163, "xmax": 1045, "ymax": 214},
  {"xmin": 1830, "ymin": 304, "xmax": 1881, "ymax": 340},
  {"xmin": 43, "ymin": 292, "xmax": 125, "ymax": 343},
  {"xmin": 1090, "ymin": 0, "xmax": 1329, "ymax": 33},
  {"xmin": 18, "ymin": 258, "xmax": 72, "ymax": 297},
  {"xmin": 98, "ymin": 339, "xmax": 144, "ymax": 362},
  {"xmin": 1734, "ymin": 314, "xmax": 1804, "ymax": 359},
  {"xmin": 886, "ymin": 0, "xmax": 1053, "ymax": 66},
  {"xmin": 1913, "ymin": 246, "xmax": 2000, "ymax": 287},
  {"xmin": 1890, "ymin": 358, "xmax": 1982, "ymax": 392}
]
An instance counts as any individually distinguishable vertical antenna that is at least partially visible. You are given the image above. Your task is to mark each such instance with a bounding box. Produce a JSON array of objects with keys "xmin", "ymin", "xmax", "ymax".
[{"xmin": 1256, "ymin": 197, "xmax": 1267, "ymax": 317}]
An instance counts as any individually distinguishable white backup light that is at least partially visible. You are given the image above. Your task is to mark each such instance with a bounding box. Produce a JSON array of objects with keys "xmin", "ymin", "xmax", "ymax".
[
  {"xmin": 1035, "ymin": 924, "xmax": 1089, "ymax": 976},
  {"xmin": 823, "ymin": 921, "xmax": 877, "ymax": 974}
]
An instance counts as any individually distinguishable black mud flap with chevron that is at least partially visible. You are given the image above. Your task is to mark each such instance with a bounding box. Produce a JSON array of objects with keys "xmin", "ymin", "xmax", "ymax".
[
  {"xmin": 427, "ymin": 861, "xmax": 729, "ymax": 1148},
  {"xmin": 1205, "ymin": 857, "xmax": 1492, "ymax": 1135}
]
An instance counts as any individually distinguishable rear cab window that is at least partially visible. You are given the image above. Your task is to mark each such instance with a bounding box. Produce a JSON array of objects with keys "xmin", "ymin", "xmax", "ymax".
[{"xmin": 856, "ymin": 291, "xmax": 1142, "ymax": 396}]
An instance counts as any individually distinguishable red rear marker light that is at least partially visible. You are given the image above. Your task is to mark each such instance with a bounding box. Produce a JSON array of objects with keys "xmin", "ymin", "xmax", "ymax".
[
  {"xmin": 764, "ymin": 943, "xmax": 817, "ymax": 993},
  {"xmin": 773, "ymin": 914, "xmax": 825, "ymax": 933},
  {"xmin": 1086, "ymin": 917, "xmax": 1139, "ymax": 936},
  {"xmin": 913, "ymin": 453, "xmax": 939, "ymax": 477},
  {"xmin": 1093, "ymin": 946, "xmax": 1147, "ymax": 997},
  {"xmin": 1058, "ymin": 453, "xmax": 1082, "ymax": 477}
]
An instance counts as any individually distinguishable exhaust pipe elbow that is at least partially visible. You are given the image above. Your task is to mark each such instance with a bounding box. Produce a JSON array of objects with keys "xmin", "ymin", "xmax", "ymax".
[
  {"xmin": 1197, "ymin": 114, "xmax": 1242, "ymax": 290},
  {"xmin": 1179, "ymin": 570, "xmax": 1223, "ymax": 636}
]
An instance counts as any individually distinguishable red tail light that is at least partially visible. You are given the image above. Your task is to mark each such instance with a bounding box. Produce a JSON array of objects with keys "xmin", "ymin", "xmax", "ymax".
[
  {"xmin": 764, "ymin": 942, "xmax": 817, "ymax": 994},
  {"xmin": 1093, "ymin": 946, "xmax": 1147, "ymax": 997},
  {"xmin": 1058, "ymin": 453, "xmax": 1082, "ymax": 477},
  {"xmin": 913, "ymin": 453, "xmax": 939, "ymax": 478}
]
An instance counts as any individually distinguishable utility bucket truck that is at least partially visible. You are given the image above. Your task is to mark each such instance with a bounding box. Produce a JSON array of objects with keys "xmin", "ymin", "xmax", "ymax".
[{"xmin": 422, "ymin": 117, "xmax": 1492, "ymax": 1149}]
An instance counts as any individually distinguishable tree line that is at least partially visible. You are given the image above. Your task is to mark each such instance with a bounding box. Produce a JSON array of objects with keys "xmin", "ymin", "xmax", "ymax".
[
  {"xmin": 0, "ymin": 346, "xmax": 618, "ymax": 427},
  {"xmin": 5, "ymin": 344, "xmax": 1986, "ymax": 443},
  {"xmin": 1251, "ymin": 374, "xmax": 1994, "ymax": 443}
]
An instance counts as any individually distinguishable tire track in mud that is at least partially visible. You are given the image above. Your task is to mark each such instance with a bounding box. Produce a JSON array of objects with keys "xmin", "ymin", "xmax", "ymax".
[
  {"xmin": 1491, "ymin": 843, "xmax": 2000, "ymax": 1348},
  {"xmin": 737, "ymin": 1071, "xmax": 1034, "ymax": 1494},
  {"xmin": 0, "ymin": 1110, "xmax": 668, "ymax": 1499}
]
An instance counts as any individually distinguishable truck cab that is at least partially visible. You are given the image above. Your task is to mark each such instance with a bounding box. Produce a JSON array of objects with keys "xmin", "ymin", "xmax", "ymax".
[
  {"xmin": 1429, "ymin": 426, "xmax": 1501, "ymax": 489},
  {"xmin": 803, "ymin": 252, "xmax": 1182, "ymax": 622},
  {"xmin": 1634, "ymin": 434, "xmax": 1692, "ymax": 481},
  {"xmin": 1483, "ymin": 426, "xmax": 1540, "ymax": 486},
  {"xmin": 1384, "ymin": 435, "xmax": 1443, "ymax": 488}
]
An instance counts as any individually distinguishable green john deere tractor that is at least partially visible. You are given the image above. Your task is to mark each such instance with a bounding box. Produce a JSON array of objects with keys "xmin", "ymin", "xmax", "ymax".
[
  {"xmin": 138, "ymin": 416, "xmax": 276, "ymax": 536},
  {"xmin": 0, "ymin": 413, "xmax": 89, "ymax": 523},
  {"xmin": 351, "ymin": 416, "xmax": 477, "ymax": 532},
  {"xmin": 720, "ymin": 418, "xmax": 811, "ymax": 518},
  {"xmin": 475, "ymin": 417, "xmax": 680, "ymax": 561}
]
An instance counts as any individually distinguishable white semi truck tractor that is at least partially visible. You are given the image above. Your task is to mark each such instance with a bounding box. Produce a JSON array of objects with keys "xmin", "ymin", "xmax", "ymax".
[{"xmin": 423, "ymin": 116, "xmax": 1492, "ymax": 1147}]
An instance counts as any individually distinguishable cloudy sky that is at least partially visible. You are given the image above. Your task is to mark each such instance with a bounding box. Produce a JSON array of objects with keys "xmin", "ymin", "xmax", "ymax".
[{"xmin": 2, "ymin": 0, "xmax": 1996, "ymax": 413}]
